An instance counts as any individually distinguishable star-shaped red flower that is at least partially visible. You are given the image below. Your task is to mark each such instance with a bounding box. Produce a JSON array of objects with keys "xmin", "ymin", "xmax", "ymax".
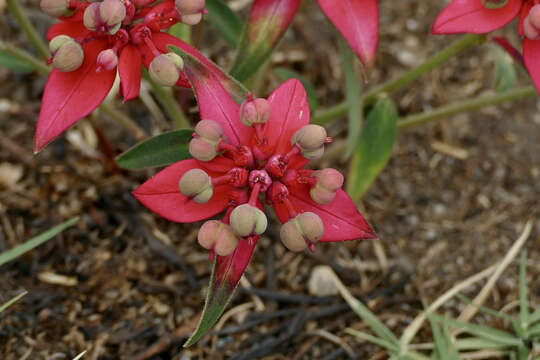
[{"xmin": 432, "ymin": 0, "xmax": 540, "ymax": 94}]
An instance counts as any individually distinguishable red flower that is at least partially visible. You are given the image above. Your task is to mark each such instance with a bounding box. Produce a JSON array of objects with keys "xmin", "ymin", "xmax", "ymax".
[
  {"xmin": 247, "ymin": 0, "xmax": 379, "ymax": 68},
  {"xmin": 133, "ymin": 78, "xmax": 376, "ymax": 311},
  {"xmin": 432, "ymin": 0, "xmax": 540, "ymax": 94},
  {"xmin": 35, "ymin": 0, "xmax": 213, "ymax": 152}
]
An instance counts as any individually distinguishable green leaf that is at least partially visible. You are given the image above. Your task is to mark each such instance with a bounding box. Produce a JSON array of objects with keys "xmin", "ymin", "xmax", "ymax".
[
  {"xmin": 345, "ymin": 328, "xmax": 399, "ymax": 352},
  {"xmin": 0, "ymin": 217, "xmax": 79, "ymax": 267},
  {"xmin": 426, "ymin": 309, "xmax": 461, "ymax": 360},
  {"xmin": 519, "ymin": 250, "xmax": 529, "ymax": 331},
  {"xmin": 493, "ymin": 46, "xmax": 517, "ymax": 93},
  {"xmin": 206, "ymin": 0, "xmax": 243, "ymax": 47},
  {"xmin": 168, "ymin": 45, "xmax": 249, "ymax": 104},
  {"xmin": 435, "ymin": 316, "xmax": 522, "ymax": 346},
  {"xmin": 347, "ymin": 97, "xmax": 398, "ymax": 201},
  {"xmin": 274, "ymin": 67, "xmax": 318, "ymax": 112},
  {"xmin": 0, "ymin": 291, "xmax": 27, "ymax": 314},
  {"xmin": 338, "ymin": 37, "xmax": 363, "ymax": 158},
  {"xmin": 230, "ymin": 0, "xmax": 301, "ymax": 82},
  {"xmin": 455, "ymin": 293, "xmax": 514, "ymax": 322},
  {"xmin": 455, "ymin": 337, "xmax": 509, "ymax": 350},
  {"xmin": 116, "ymin": 129, "xmax": 193, "ymax": 170},
  {"xmin": 0, "ymin": 49, "xmax": 35, "ymax": 73},
  {"xmin": 528, "ymin": 308, "xmax": 540, "ymax": 326}
]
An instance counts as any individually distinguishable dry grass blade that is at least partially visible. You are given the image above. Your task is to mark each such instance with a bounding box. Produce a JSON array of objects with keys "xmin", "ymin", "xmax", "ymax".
[
  {"xmin": 457, "ymin": 221, "xmax": 532, "ymax": 324},
  {"xmin": 307, "ymin": 329, "xmax": 357, "ymax": 358},
  {"xmin": 73, "ymin": 350, "xmax": 87, "ymax": 360}
]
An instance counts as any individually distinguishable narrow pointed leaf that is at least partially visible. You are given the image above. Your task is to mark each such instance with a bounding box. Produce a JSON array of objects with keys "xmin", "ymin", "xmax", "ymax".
[
  {"xmin": 0, "ymin": 217, "xmax": 79, "ymax": 267},
  {"xmin": 493, "ymin": 45, "xmax": 517, "ymax": 93},
  {"xmin": 455, "ymin": 337, "xmax": 511, "ymax": 350},
  {"xmin": 168, "ymin": 44, "xmax": 249, "ymax": 104},
  {"xmin": 435, "ymin": 315, "xmax": 522, "ymax": 346},
  {"xmin": 116, "ymin": 129, "xmax": 193, "ymax": 169},
  {"xmin": 206, "ymin": 0, "xmax": 244, "ymax": 47},
  {"xmin": 347, "ymin": 97, "xmax": 397, "ymax": 201},
  {"xmin": 118, "ymin": 44, "xmax": 142, "ymax": 101},
  {"xmin": 344, "ymin": 329, "xmax": 399, "ymax": 352},
  {"xmin": 230, "ymin": 0, "xmax": 301, "ymax": 81},
  {"xmin": 274, "ymin": 67, "xmax": 318, "ymax": 112},
  {"xmin": 0, "ymin": 291, "xmax": 27, "ymax": 314},
  {"xmin": 519, "ymin": 250, "xmax": 529, "ymax": 329},
  {"xmin": 0, "ymin": 50, "xmax": 34, "ymax": 72},
  {"xmin": 318, "ymin": 0, "xmax": 378, "ymax": 67},
  {"xmin": 34, "ymin": 40, "xmax": 116, "ymax": 152},
  {"xmin": 339, "ymin": 37, "xmax": 363, "ymax": 157},
  {"xmin": 184, "ymin": 236, "xmax": 258, "ymax": 346}
]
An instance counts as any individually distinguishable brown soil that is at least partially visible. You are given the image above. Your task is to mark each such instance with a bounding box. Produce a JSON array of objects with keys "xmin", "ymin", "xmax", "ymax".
[{"xmin": 0, "ymin": 1, "xmax": 538, "ymax": 359}]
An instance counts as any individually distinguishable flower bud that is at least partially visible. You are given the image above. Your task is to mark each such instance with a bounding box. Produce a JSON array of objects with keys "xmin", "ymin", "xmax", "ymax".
[
  {"xmin": 149, "ymin": 53, "xmax": 184, "ymax": 87},
  {"xmin": 175, "ymin": 0, "xmax": 205, "ymax": 14},
  {"xmin": 189, "ymin": 120, "xmax": 225, "ymax": 161},
  {"xmin": 97, "ymin": 49, "xmax": 118, "ymax": 71},
  {"xmin": 49, "ymin": 35, "xmax": 84, "ymax": 72},
  {"xmin": 178, "ymin": 168, "xmax": 213, "ymax": 204},
  {"xmin": 40, "ymin": 0, "xmax": 72, "ymax": 18},
  {"xmin": 280, "ymin": 212, "xmax": 324, "ymax": 252},
  {"xmin": 99, "ymin": 0, "xmax": 126, "ymax": 28},
  {"xmin": 291, "ymin": 124, "xmax": 327, "ymax": 160},
  {"xmin": 198, "ymin": 220, "xmax": 238, "ymax": 256},
  {"xmin": 309, "ymin": 168, "xmax": 343, "ymax": 204},
  {"xmin": 239, "ymin": 98, "xmax": 270, "ymax": 127},
  {"xmin": 83, "ymin": 3, "xmax": 101, "ymax": 31},
  {"xmin": 524, "ymin": 5, "xmax": 540, "ymax": 39},
  {"xmin": 180, "ymin": 13, "xmax": 203, "ymax": 26},
  {"xmin": 230, "ymin": 204, "xmax": 267, "ymax": 237}
]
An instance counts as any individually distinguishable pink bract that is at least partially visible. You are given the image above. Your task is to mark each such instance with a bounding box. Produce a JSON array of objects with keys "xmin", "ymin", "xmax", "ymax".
[
  {"xmin": 432, "ymin": 0, "xmax": 540, "ymax": 94},
  {"xmin": 35, "ymin": 0, "xmax": 218, "ymax": 152},
  {"xmin": 133, "ymin": 78, "xmax": 377, "ymax": 294}
]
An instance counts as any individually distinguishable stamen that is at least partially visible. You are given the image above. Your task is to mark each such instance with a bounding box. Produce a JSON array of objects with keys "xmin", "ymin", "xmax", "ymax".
[
  {"xmin": 282, "ymin": 145, "xmax": 301, "ymax": 163},
  {"xmin": 248, "ymin": 182, "xmax": 261, "ymax": 206}
]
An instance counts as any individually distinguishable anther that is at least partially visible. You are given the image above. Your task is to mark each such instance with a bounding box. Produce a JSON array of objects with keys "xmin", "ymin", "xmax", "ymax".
[
  {"xmin": 189, "ymin": 120, "xmax": 226, "ymax": 161},
  {"xmin": 291, "ymin": 124, "xmax": 328, "ymax": 160},
  {"xmin": 198, "ymin": 220, "xmax": 238, "ymax": 256},
  {"xmin": 229, "ymin": 204, "xmax": 267, "ymax": 237},
  {"xmin": 49, "ymin": 35, "xmax": 84, "ymax": 72}
]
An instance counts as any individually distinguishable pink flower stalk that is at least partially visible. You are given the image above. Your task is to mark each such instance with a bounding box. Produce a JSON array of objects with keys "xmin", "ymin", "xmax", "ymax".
[
  {"xmin": 432, "ymin": 0, "xmax": 540, "ymax": 94},
  {"xmin": 133, "ymin": 78, "xmax": 376, "ymax": 305},
  {"xmin": 35, "ymin": 0, "xmax": 211, "ymax": 152}
]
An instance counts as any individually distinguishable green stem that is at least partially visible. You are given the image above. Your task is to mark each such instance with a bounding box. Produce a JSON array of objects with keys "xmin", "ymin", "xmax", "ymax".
[
  {"xmin": 313, "ymin": 34, "xmax": 485, "ymax": 125},
  {"xmin": 398, "ymin": 87, "xmax": 537, "ymax": 129},
  {"xmin": 6, "ymin": 0, "xmax": 50, "ymax": 59},
  {"xmin": 100, "ymin": 102, "xmax": 147, "ymax": 141},
  {"xmin": 143, "ymin": 70, "xmax": 190, "ymax": 129},
  {"xmin": 0, "ymin": 41, "xmax": 51, "ymax": 75}
]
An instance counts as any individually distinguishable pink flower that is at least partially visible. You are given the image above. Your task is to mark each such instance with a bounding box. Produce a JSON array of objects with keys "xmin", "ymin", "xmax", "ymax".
[
  {"xmin": 133, "ymin": 78, "xmax": 376, "ymax": 312},
  {"xmin": 432, "ymin": 0, "xmax": 540, "ymax": 94},
  {"xmin": 35, "ymin": 0, "xmax": 213, "ymax": 152}
]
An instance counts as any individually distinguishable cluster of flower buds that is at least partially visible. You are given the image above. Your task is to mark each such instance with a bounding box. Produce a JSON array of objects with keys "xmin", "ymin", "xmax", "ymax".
[
  {"xmin": 40, "ymin": 0, "xmax": 201, "ymax": 85},
  {"xmin": 175, "ymin": 95, "xmax": 344, "ymax": 256},
  {"xmin": 524, "ymin": 4, "xmax": 540, "ymax": 40}
]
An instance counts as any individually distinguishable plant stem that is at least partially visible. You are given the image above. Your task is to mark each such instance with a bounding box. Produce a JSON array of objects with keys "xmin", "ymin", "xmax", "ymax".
[
  {"xmin": 313, "ymin": 34, "xmax": 485, "ymax": 125},
  {"xmin": 100, "ymin": 103, "xmax": 147, "ymax": 141},
  {"xmin": 143, "ymin": 71, "xmax": 190, "ymax": 129},
  {"xmin": 6, "ymin": 0, "xmax": 50, "ymax": 59},
  {"xmin": 0, "ymin": 41, "xmax": 51, "ymax": 74},
  {"xmin": 398, "ymin": 87, "xmax": 537, "ymax": 129}
]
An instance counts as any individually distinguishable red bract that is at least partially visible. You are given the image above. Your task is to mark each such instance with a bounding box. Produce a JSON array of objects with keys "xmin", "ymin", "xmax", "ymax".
[
  {"xmin": 249, "ymin": 0, "xmax": 379, "ymax": 68},
  {"xmin": 35, "ymin": 0, "xmax": 214, "ymax": 152},
  {"xmin": 432, "ymin": 0, "xmax": 540, "ymax": 94},
  {"xmin": 133, "ymin": 78, "xmax": 376, "ymax": 325}
]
